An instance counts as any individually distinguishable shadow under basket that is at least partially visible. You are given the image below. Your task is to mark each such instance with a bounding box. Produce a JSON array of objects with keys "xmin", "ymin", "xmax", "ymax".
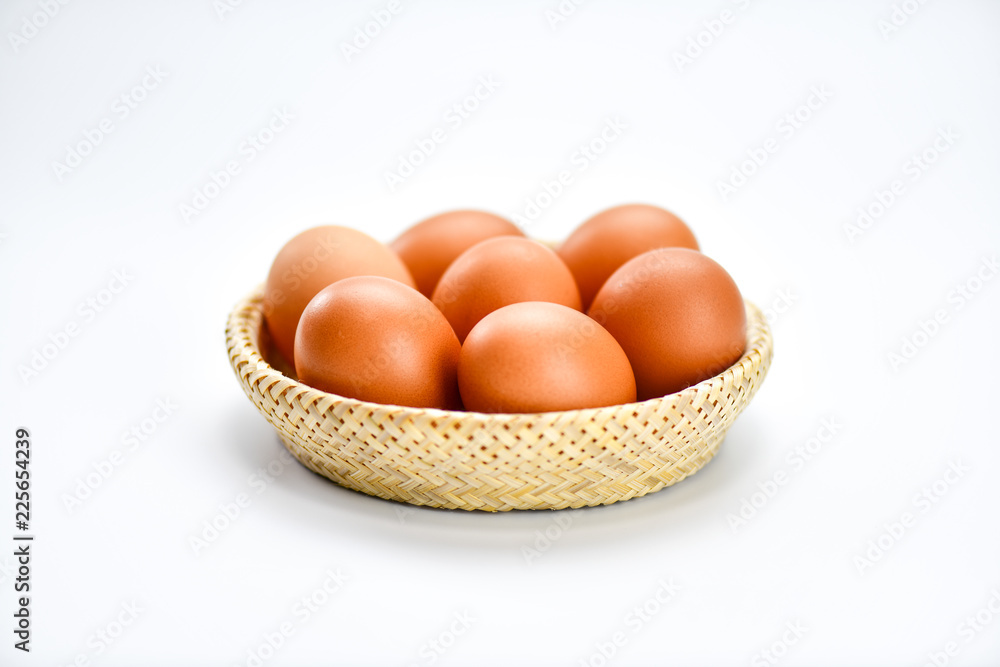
[{"xmin": 225, "ymin": 287, "xmax": 773, "ymax": 511}]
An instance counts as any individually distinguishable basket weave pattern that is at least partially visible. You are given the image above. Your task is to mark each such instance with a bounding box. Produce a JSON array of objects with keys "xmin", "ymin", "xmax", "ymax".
[{"xmin": 226, "ymin": 288, "xmax": 773, "ymax": 511}]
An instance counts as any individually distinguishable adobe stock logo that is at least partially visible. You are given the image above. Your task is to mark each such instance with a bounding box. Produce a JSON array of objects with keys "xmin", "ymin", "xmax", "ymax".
[
  {"xmin": 716, "ymin": 85, "xmax": 832, "ymax": 202},
  {"xmin": 726, "ymin": 417, "xmax": 842, "ymax": 533},
  {"xmin": 886, "ymin": 255, "xmax": 997, "ymax": 371},
  {"xmin": 383, "ymin": 76, "xmax": 500, "ymax": 192},
  {"xmin": 52, "ymin": 66, "xmax": 168, "ymax": 182},
  {"xmin": 235, "ymin": 567, "xmax": 350, "ymax": 667},
  {"xmin": 18, "ymin": 269, "xmax": 134, "ymax": 383},
  {"xmin": 578, "ymin": 578, "xmax": 681, "ymax": 667},
  {"xmin": 405, "ymin": 611, "xmax": 476, "ymax": 667},
  {"xmin": 7, "ymin": 0, "xmax": 72, "ymax": 54},
  {"xmin": 62, "ymin": 398, "xmax": 178, "ymax": 513},
  {"xmin": 671, "ymin": 0, "xmax": 756, "ymax": 72},
  {"xmin": 544, "ymin": 0, "xmax": 587, "ymax": 30},
  {"xmin": 853, "ymin": 460, "xmax": 970, "ymax": 575},
  {"xmin": 214, "ymin": 0, "xmax": 249, "ymax": 21},
  {"xmin": 751, "ymin": 621, "xmax": 808, "ymax": 667},
  {"xmin": 178, "ymin": 107, "xmax": 294, "ymax": 224},
  {"xmin": 512, "ymin": 116, "xmax": 628, "ymax": 229},
  {"xmin": 522, "ymin": 512, "xmax": 576, "ymax": 564},
  {"xmin": 60, "ymin": 601, "xmax": 144, "ymax": 666},
  {"xmin": 340, "ymin": 0, "xmax": 405, "ymax": 62},
  {"xmin": 188, "ymin": 449, "xmax": 297, "ymax": 556},
  {"xmin": 877, "ymin": 0, "xmax": 931, "ymax": 40},
  {"xmin": 922, "ymin": 588, "xmax": 1000, "ymax": 667},
  {"xmin": 843, "ymin": 127, "xmax": 958, "ymax": 243}
]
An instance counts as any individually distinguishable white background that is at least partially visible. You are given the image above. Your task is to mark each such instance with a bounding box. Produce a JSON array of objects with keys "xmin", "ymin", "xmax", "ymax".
[{"xmin": 2, "ymin": 0, "xmax": 999, "ymax": 665}]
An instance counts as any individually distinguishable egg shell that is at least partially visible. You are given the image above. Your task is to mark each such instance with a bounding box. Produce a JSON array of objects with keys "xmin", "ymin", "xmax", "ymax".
[
  {"xmin": 293, "ymin": 276, "xmax": 462, "ymax": 410},
  {"xmin": 432, "ymin": 236, "xmax": 581, "ymax": 343},
  {"xmin": 264, "ymin": 225, "xmax": 415, "ymax": 366},
  {"xmin": 558, "ymin": 203, "xmax": 699, "ymax": 310},
  {"xmin": 589, "ymin": 248, "xmax": 745, "ymax": 400},
  {"xmin": 390, "ymin": 210, "xmax": 524, "ymax": 298},
  {"xmin": 458, "ymin": 302, "xmax": 636, "ymax": 413}
]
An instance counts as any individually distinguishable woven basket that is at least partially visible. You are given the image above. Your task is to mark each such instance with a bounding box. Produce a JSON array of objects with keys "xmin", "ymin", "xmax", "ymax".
[{"xmin": 226, "ymin": 287, "xmax": 773, "ymax": 511}]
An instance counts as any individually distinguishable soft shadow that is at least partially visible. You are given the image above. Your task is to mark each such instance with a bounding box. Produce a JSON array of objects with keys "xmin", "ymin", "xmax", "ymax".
[{"xmin": 223, "ymin": 403, "xmax": 770, "ymax": 553}]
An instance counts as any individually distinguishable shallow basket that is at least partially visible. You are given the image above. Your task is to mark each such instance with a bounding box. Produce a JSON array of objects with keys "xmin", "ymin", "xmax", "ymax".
[{"xmin": 225, "ymin": 287, "xmax": 773, "ymax": 511}]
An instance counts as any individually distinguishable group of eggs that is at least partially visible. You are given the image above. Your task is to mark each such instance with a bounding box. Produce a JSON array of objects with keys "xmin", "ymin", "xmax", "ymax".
[{"xmin": 262, "ymin": 204, "xmax": 747, "ymax": 414}]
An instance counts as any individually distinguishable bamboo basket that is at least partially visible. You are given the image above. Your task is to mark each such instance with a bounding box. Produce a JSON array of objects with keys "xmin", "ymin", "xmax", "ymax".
[{"xmin": 226, "ymin": 287, "xmax": 773, "ymax": 511}]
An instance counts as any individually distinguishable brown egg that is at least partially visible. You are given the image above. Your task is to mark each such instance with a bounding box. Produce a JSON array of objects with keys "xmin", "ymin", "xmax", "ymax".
[
  {"xmin": 458, "ymin": 302, "xmax": 636, "ymax": 413},
  {"xmin": 558, "ymin": 204, "xmax": 699, "ymax": 310},
  {"xmin": 293, "ymin": 276, "xmax": 461, "ymax": 410},
  {"xmin": 432, "ymin": 237, "xmax": 581, "ymax": 343},
  {"xmin": 589, "ymin": 248, "xmax": 746, "ymax": 400},
  {"xmin": 390, "ymin": 210, "xmax": 524, "ymax": 297},
  {"xmin": 264, "ymin": 226, "xmax": 415, "ymax": 366}
]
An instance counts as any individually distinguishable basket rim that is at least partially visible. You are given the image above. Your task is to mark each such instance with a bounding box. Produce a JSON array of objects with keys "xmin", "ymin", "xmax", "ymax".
[{"xmin": 226, "ymin": 285, "xmax": 773, "ymax": 423}]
